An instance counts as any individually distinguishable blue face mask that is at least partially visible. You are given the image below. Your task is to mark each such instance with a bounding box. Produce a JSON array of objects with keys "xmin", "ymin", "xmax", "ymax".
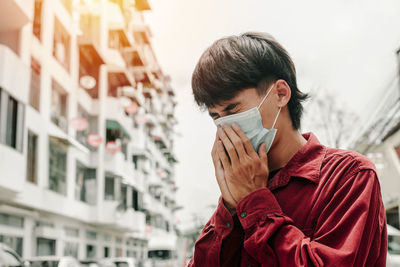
[{"xmin": 214, "ymin": 83, "xmax": 281, "ymax": 153}]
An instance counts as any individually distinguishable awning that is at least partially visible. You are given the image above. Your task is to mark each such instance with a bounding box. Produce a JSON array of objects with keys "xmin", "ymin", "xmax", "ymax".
[{"xmin": 106, "ymin": 119, "xmax": 131, "ymax": 139}]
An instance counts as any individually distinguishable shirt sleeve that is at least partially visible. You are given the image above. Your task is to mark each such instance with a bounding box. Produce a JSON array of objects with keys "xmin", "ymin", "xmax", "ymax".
[
  {"xmin": 236, "ymin": 169, "xmax": 387, "ymax": 266},
  {"xmin": 188, "ymin": 195, "xmax": 239, "ymax": 266}
]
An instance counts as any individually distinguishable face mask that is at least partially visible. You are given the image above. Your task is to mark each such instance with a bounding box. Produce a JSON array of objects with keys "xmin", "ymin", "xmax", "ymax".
[{"xmin": 214, "ymin": 83, "xmax": 281, "ymax": 153}]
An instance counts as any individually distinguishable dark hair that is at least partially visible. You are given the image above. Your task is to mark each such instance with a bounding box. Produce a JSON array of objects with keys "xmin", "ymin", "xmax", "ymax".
[{"xmin": 191, "ymin": 32, "xmax": 309, "ymax": 130}]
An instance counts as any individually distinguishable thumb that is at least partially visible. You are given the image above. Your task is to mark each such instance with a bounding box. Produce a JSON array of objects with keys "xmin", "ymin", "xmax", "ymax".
[{"xmin": 258, "ymin": 143, "xmax": 268, "ymax": 163}]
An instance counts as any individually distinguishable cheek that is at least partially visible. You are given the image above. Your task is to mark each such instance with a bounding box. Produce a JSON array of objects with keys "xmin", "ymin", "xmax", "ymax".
[{"xmin": 260, "ymin": 108, "xmax": 276, "ymax": 128}]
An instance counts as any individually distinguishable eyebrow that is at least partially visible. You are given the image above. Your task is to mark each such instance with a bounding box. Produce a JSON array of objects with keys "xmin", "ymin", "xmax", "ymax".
[{"xmin": 208, "ymin": 102, "xmax": 240, "ymax": 118}]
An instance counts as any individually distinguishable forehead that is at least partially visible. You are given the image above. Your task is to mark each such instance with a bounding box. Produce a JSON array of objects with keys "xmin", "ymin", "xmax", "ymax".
[{"xmin": 208, "ymin": 87, "xmax": 259, "ymax": 113}]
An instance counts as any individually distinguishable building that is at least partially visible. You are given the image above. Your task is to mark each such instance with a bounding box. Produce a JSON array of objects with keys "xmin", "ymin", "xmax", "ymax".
[
  {"xmin": 0, "ymin": 0, "xmax": 179, "ymax": 262},
  {"xmin": 351, "ymin": 48, "xmax": 400, "ymax": 229}
]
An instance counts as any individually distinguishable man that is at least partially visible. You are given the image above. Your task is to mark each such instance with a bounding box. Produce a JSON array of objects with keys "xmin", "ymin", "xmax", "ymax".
[{"xmin": 187, "ymin": 32, "xmax": 387, "ymax": 266}]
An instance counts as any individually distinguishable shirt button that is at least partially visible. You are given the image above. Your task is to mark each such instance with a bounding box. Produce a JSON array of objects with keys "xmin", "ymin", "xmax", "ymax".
[
  {"xmin": 226, "ymin": 222, "xmax": 231, "ymax": 228},
  {"xmin": 240, "ymin": 212, "xmax": 247, "ymax": 218}
]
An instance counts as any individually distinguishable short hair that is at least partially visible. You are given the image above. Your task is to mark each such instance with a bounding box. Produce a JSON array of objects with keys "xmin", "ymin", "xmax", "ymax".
[{"xmin": 191, "ymin": 32, "xmax": 309, "ymax": 130}]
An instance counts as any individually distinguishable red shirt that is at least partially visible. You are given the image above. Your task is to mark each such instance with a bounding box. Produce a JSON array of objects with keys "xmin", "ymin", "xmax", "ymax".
[{"xmin": 188, "ymin": 133, "xmax": 387, "ymax": 267}]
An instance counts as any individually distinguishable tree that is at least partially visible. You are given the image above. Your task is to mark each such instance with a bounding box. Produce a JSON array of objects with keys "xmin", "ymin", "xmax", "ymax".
[{"xmin": 303, "ymin": 89, "xmax": 359, "ymax": 149}]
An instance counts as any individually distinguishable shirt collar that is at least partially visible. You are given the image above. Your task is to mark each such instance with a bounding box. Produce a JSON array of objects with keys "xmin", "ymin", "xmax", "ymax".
[{"xmin": 267, "ymin": 132, "xmax": 326, "ymax": 191}]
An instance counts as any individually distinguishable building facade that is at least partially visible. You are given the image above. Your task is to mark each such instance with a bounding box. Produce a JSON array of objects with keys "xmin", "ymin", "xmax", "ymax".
[{"xmin": 0, "ymin": 0, "xmax": 179, "ymax": 262}]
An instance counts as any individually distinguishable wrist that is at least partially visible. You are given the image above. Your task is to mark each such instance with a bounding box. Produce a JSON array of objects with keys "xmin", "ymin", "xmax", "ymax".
[{"xmin": 223, "ymin": 198, "xmax": 236, "ymax": 215}]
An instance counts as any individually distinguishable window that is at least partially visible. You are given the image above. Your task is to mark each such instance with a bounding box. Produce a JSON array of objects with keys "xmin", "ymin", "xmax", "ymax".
[
  {"xmin": 51, "ymin": 79, "xmax": 68, "ymax": 132},
  {"xmin": 115, "ymin": 248, "xmax": 122, "ymax": 257},
  {"xmin": 104, "ymin": 176, "xmax": 115, "ymax": 200},
  {"xmin": 64, "ymin": 226, "xmax": 79, "ymax": 238},
  {"xmin": 64, "ymin": 242, "xmax": 78, "ymax": 257},
  {"xmin": 120, "ymin": 184, "xmax": 127, "ymax": 209},
  {"xmin": 27, "ymin": 130, "xmax": 38, "ymax": 183},
  {"xmin": 86, "ymin": 244, "xmax": 96, "ymax": 258},
  {"xmin": 35, "ymin": 221, "xmax": 54, "ymax": 228},
  {"xmin": 30, "ymin": 261, "xmax": 59, "ymax": 267},
  {"xmin": 85, "ymin": 231, "xmax": 97, "ymax": 240},
  {"xmin": 49, "ymin": 137, "xmax": 67, "ymax": 195},
  {"xmin": 33, "ymin": 0, "xmax": 43, "ymax": 40},
  {"xmin": 0, "ymin": 213, "xmax": 24, "ymax": 228},
  {"xmin": 6, "ymin": 96, "xmax": 18, "ymax": 148},
  {"xmin": 76, "ymin": 106, "xmax": 97, "ymax": 149},
  {"xmin": 36, "ymin": 238, "xmax": 56, "ymax": 256},
  {"xmin": 0, "ymin": 89, "xmax": 24, "ymax": 152},
  {"xmin": 131, "ymin": 188, "xmax": 142, "ymax": 211},
  {"xmin": 148, "ymin": 250, "xmax": 172, "ymax": 260},
  {"xmin": 132, "ymin": 155, "xmax": 139, "ymax": 170},
  {"xmin": 53, "ymin": 17, "xmax": 70, "ymax": 71},
  {"xmin": 75, "ymin": 161, "xmax": 97, "ymax": 204},
  {"xmin": 104, "ymin": 247, "xmax": 110, "ymax": 258},
  {"xmin": 30, "ymin": 57, "xmax": 41, "ymax": 111},
  {"xmin": 387, "ymin": 206, "xmax": 399, "ymax": 229}
]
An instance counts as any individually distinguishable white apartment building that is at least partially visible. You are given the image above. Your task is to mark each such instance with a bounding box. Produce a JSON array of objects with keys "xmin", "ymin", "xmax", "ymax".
[
  {"xmin": 0, "ymin": 0, "xmax": 179, "ymax": 263},
  {"xmin": 351, "ymin": 49, "xmax": 400, "ymax": 229}
]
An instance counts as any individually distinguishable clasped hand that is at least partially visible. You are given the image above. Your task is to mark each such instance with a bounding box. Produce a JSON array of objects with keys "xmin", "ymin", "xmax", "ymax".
[{"xmin": 211, "ymin": 123, "xmax": 270, "ymax": 210}]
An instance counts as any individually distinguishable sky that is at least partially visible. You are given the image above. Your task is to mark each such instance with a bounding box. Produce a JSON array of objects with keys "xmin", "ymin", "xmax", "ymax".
[{"xmin": 144, "ymin": 0, "xmax": 400, "ymax": 230}]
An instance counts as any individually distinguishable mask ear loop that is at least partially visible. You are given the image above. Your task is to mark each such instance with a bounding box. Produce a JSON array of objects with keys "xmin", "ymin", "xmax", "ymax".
[
  {"xmin": 271, "ymin": 107, "xmax": 281, "ymax": 129},
  {"xmin": 257, "ymin": 83, "xmax": 275, "ymax": 110}
]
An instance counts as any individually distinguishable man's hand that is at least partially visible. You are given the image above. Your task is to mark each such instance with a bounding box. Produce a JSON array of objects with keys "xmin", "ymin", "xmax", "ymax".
[
  {"xmin": 211, "ymin": 131, "xmax": 237, "ymax": 209},
  {"xmin": 214, "ymin": 123, "xmax": 270, "ymax": 207}
]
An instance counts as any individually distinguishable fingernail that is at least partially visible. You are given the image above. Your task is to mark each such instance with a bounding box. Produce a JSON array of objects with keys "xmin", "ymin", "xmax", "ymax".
[{"xmin": 232, "ymin": 123, "xmax": 239, "ymax": 130}]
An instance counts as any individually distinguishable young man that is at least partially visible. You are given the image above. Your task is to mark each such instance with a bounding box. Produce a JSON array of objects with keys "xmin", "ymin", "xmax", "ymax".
[{"xmin": 188, "ymin": 32, "xmax": 387, "ymax": 266}]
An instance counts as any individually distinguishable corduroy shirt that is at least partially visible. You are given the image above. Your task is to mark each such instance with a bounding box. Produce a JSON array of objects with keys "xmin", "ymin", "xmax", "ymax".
[{"xmin": 188, "ymin": 133, "xmax": 387, "ymax": 266}]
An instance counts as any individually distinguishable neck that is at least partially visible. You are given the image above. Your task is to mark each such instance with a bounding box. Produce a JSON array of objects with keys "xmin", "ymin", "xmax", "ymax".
[{"xmin": 267, "ymin": 125, "xmax": 307, "ymax": 171}]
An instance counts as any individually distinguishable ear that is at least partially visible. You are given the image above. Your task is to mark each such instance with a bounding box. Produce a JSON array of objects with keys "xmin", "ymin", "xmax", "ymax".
[{"xmin": 275, "ymin": 79, "xmax": 291, "ymax": 108}]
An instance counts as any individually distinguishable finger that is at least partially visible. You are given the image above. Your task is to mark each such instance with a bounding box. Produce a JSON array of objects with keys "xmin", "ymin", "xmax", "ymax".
[
  {"xmin": 211, "ymin": 131, "xmax": 218, "ymax": 157},
  {"xmin": 221, "ymin": 124, "xmax": 247, "ymax": 160},
  {"xmin": 217, "ymin": 125, "xmax": 239, "ymax": 166},
  {"xmin": 216, "ymin": 140, "xmax": 232, "ymax": 171},
  {"xmin": 232, "ymin": 123, "xmax": 258, "ymax": 158},
  {"xmin": 214, "ymin": 155, "xmax": 237, "ymax": 207},
  {"xmin": 258, "ymin": 143, "xmax": 269, "ymax": 166}
]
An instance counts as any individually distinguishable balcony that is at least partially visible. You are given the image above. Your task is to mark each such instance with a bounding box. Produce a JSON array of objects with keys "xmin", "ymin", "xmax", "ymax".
[
  {"xmin": 104, "ymin": 48, "xmax": 126, "ymax": 69},
  {"xmin": 96, "ymin": 199, "xmax": 119, "ymax": 225},
  {"xmin": 116, "ymin": 209, "xmax": 146, "ymax": 232},
  {"xmin": 120, "ymin": 86, "xmax": 145, "ymax": 107},
  {"xmin": 104, "ymin": 151, "xmax": 130, "ymax": 179},
  {"xmin": 95, "ymin": 200, "xmax": 145, "ymax": 231},
  {"xmin": 107, "ymin": 71, "xmax": 135, "ymax": 98},
  {"xmin": 0, "ymin": 45, "xmax": 29, "ymax": 103},
  {"xmin": 143, "ymin": 194, "xmax": 163, "ymax": 215},
  {"xmin": 147, "ymin": 171, "xmax": 162, "ymax": 189},
  {"xmin": 151, "ymin": 126, "xmax": 169, "ymax": 150},
  {"xmin": 123, "ymin": 46, "xmax": 146, "ymax": 71},
  {"xmin": 0, "ymin": 143, "xmax": 25, "ymax": 199},
  {"xmin": 104, "ymin": 97, "xmax": 133, "ymax": 132},
  {"xmin": 0, "ymin": 0, "xmax": 33, "ymax": 32},
  {"xmin": 78, "ymin": 30, "xmax": 104, "ymax": 98}
]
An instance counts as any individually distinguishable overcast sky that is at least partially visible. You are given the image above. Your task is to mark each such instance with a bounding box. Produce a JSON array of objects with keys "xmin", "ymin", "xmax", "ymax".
[{"xmin": 144, "ymin": 0, "xmax": 400, "ymax": 230}]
